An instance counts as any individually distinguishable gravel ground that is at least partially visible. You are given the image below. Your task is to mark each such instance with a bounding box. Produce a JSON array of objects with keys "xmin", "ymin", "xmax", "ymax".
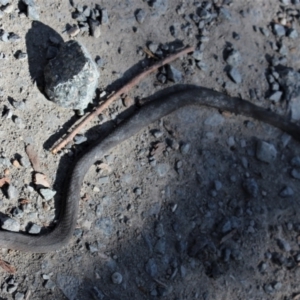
[{"xmin": 0, "ymin": 0, "xmax": 300, "ymax": 299}]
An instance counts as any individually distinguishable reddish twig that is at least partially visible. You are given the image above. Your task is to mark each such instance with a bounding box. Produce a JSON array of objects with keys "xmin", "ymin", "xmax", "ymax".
[{"xmin": 51, "ymin": 46, "xmax": 195, "ymax": 154}]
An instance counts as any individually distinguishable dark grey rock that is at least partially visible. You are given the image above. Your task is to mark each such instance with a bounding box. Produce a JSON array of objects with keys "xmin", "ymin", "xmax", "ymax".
[
  {"xmin": 288, "ymin": 28, "xmax": 298, "ymax": 39},
  {"xmin": 111, "ymin": 272, "xmax": 122, "ymax": 284},
  {"xmin": 73, "ymin": 228, "xmax": 83, "ymax": 238},
  {"xmin": 20, "ymin": 156, "xmax": 31, "ymax": 168},
  {"xmin": 95, "ymin": 57, "xmax": 104, "ymax": 68},
  {"xmin": 157, "ymin": 73, "xmax": 167, "ymax": 83},
  {"xmin": 148, "ymin": 0, "xmax": 168, "ymax": 16},
  {"xmin": 7, "ymin": 284, "xmax": 18, "ymax": 294},
  {"xmin": 57, "ymin": 275, "xmax": 81, "ymax": 300},
  {"xmin": 28, "ymin": 223, "xmax": 41, "ymax": 234},
  {"xmin": 279, "ymin": 44, "xmax": 288, "ymax": 56},
  {"xmin": 12, "ymin": 207, "xmax": 23, "ymax": 218},
  {"xmin": 0, "ymin": 0, "xmax": 9, "ymax": 5},
  {"xmin": 277, "ymin": 239, "xmax": 291, "ymax": 252},
  {"xmin": 271, "ymin": 83, "xmax": 279, "ymax": 91},
  {"xmin": 280, "ymin": 0, "xmax": 290, "ymax": 5},
  {"xmin": 279, "ymin": 186, "xmax": 294, "ymax": 197},
  {"xmin": 228, "ymin": 67, "xmax": 242, "ymax": 84},
  {"xmin": 197, "ymin": 62, "xmax": 208, "ymax": 71},
  {"xmin": 98, "ymin": 176, "xmax": 109, "ymax": 184},
  {"xmin": 14, "ymin": 116, "xmax": 25, "ymax": 129},
  {"xmin": 170, "ymin": 24, "xmax": 179, "ymax": 37},
  {"xmin": 264, "ymin": 283, "xmax": 274, "ymax": 294},
  {"xmin": 155, "ymin": 163, "xmax": 169, "ymax": 177},
  {"xmin": 260, "ymin": 27, "xmax": 270, "ymax": 37},
  {"xmin": 291, "ymin": 168, "xmax": 300, "ymax": 179},
  {"xmin": 7, "ymin": 185, "xmax": 19, "ymax": 199},
  {"xmin": 277, "ymin": 67, "xmax": 300, "ymax": 102},
  {"xmin": 0, "ymin": 157, "xmax": 10, "ymax": 167},
  {"xmin": 89, "ymin": 18, "xmax": 101, "ymax": 38},
  {"xmin": 1, "ymin": 217, "xmax": 20, "ymax": 232},
  {"xmin": 95, "ymin": 217, "xmax": 113, "ymax": 236},
  {"xmin": 219, "ymin": 7, "xmax": 232, "ymax": 21},
  {"xmin": 219, "ymin": 217, "xmax": 241, "ymax": 233},
  {"xmin": 44, "ymin": 41, "xmax": 99, "ymax": 112},
  {"xmin": 204, "ymin": 113, "xmax": 224, "ymax": 126},
  {"xmin": 40, "ymin": 188, "xmax": 56, "ymax": 200},
  {"xmin": 154, "ymin": 238, "xmax": 166, "ymax": 255},
  {"xmin": 27, "ymin": 3, "xmax": 39, "ymax": 21},
  {"xmin": 273, "ymin": 24, "xmax": 286, "ymax": 36},
  {"xmin": 226, "ymin": 49, "xmax": 242, "ymax": 67},
  {"xmin": 180, "ymin": 143, "xmax": 190, "ymax": 155},
  {"xmin": 198, "ymin": 9, "xmax": 211, "ymax": 19},
  {"xmin": 135, "ymin": 9, "xmax": 147, "ymax": 24},
  {"xmin": 44, "ymin": 279, "xmax": 56, "ymax": 290},
  {"xmin": 148, "ymin": 42, "xmax": 159, "ymax": 54},
  {"xmin": 0, "ymin": 30, "xmax": 8, "ymax": 42},
  {"xmin": 192, "ymin": 50, "xmax": 203, "ymax": 61},
  {"xmin": 158, "ymin": 285, "xmax": 173, "ymax": 297},
  {"xmin": 214, "ymin": 180, "xmax": 222, "ymax": 191},
  {"xmin": 243, "ymin": 178, "xmax": 258, "ymax": 197},
  {"xmin": 256, "ymin": 141, "xmax": 277, "ymax": 163},
  {"xmin": 291, "ymin": 156, "xmax": 300, "ymax": 167},
  {"xmin": 74, "ymin": 134, "xmax": 87, "ymax": 144},
  {"xmin": 145, "ymin": 258, "xmax": 158, "ymax": 277},
  {"xmin": 155, "ymin": 222, "xmax": 164, "ymax": 238},
  {"xmin": 14, "ymin": 292, "xmax": 24, "ymax": 300},
  {"xmin": 269, "ymin": 91, "xmax": 282, "ymax": 102},
  {"xmin": 167, "ymin": 65, "xmax": 182, "ymax": 83},
  {"xmin": 16, "ymin": 52, "xmax": 27, "ymax": 60},
  {"xmin": 8, "ymin": 33, "xmax": 21, "ymax": 43},
  {"xmin": 101, "ymin": 8, "xmax": 109, "ymax": 24}
]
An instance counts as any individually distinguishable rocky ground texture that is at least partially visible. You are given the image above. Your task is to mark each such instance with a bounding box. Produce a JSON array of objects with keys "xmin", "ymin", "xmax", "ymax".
[{"xmin": 0, "ymin": 0, "xmax": 300, "ymax": 299}]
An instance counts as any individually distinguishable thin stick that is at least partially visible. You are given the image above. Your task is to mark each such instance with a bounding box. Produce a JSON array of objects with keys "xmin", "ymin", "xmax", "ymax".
[{"xmin": 51, "ymin": 46, "xmax": 195, "ymax": 154}]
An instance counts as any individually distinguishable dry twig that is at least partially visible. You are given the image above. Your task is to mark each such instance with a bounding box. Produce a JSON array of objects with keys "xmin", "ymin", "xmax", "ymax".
[
  {"xmin": 51, "ymin": 46, "xmax": 195, "ymax": 154},
  {"xmin": 25, "ymin": 145, "xmax": 41, "ymax": 172},
  {"xmin": 0, "ymin": 259, "xmax": 16, "ymax": 274}
]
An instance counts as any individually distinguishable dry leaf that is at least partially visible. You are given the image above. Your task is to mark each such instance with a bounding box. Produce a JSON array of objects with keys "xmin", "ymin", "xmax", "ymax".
[
  {"xmin": 0, "ymin": 259, "xmax": 16, "ymax": 274},
  {"xmin": 150, "ymin": 142, "xmax": 165, "ymax": 157},
  {"xmin": 4, "ymin": 169, "xmax": 9, "ymax": 176},
  {"xmin": 123, "ymin": 96, "xmax": 135, "ymax": 107},
  {"xmin": 98, "ymin": 163, "xmax": 112, "ymax": 173},
  {"xmin": 34, "ymin": 173, "xmax": 50, "ymax": 188},
  {"xmin": 81, "ymin": 193, "xmax": 90, "ymax": 202},
  {"xmin": 0, "ymin": 177, "xmax": 10, "ymax": 188},
  {"xmin": 19, "ymin": 199, "xmax": 30, "ymax": 205},
  {"xmin": 12, "ymin": 160, "xmax": 21, "ymax": 168},
  {"xmin": 24, "ymin": 290, "xmax": 31, "ymax": 300},
  {"xmin": 220, "ymin": 229, "xmax": 237, "ymax": 244},
  {"xmin": 25, "ymin": 145, "xmax": 41, "ymax": 172}
]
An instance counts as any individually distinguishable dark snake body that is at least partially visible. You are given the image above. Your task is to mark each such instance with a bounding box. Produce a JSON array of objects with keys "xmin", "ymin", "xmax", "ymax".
[{"xmin": 0, "ymin": 86, "xmax": 299, "ymax": 253}]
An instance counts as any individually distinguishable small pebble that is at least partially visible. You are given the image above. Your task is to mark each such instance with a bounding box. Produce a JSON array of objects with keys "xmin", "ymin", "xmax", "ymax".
[
  {"xmin": 135, "ymin": 9, "xmax": 147, "ymax": 24},
  {"xmin": 256, "ymin": 141, "xmax": 277, "ymax": 163},
  {"xmin": 28, "ymin": 223, "xmax": 41, "ymax": 234},
  {"xmin": 44, "ymin": 279, "xmax": 56, "ymax": 290},
  {"xmin": 273, "ymin": 24, "xmax": 286, "ymax": 36},
  {"xmin": 228, "ymin": 67, "xmax": 242, "ymax": 84},
  {"xmin": 7, "ymin": 185, "xmax": 19, "ymax": 200},
  {"xmin": 279, "ymin": 186, "xmax": 294, "ymax": 198},
  {"xmin": 111, "ymin": 272, "xmax": 122, "ymax": 284},
  {"xmin": 40, "ymin": 188, "xmax": 56, "ymax": 201},
  {"xmin": 1, "ymin": 217, "xmax": 20, "ymax": 232},
  {"xmin": 14, "ymin": 292, "xmax": 24, "ymax": 300}
]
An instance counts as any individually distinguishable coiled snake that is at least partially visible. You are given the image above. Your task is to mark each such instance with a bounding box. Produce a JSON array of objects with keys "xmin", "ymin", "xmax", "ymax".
[{"xmin": 0, "ymin": 86, "xmax": 299, "ymax": 253}]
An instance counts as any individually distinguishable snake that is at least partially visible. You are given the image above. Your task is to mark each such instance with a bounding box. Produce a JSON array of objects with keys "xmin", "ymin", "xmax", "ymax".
[{"xmin": 0, "ymin": 86, "xmax": 299, "ymax": 253}]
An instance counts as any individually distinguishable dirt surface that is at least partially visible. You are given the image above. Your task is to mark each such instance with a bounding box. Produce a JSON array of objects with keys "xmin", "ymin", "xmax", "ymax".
[{"xmin": 1, "ymin": 0, "xmax": 300, "ymax": 299}]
